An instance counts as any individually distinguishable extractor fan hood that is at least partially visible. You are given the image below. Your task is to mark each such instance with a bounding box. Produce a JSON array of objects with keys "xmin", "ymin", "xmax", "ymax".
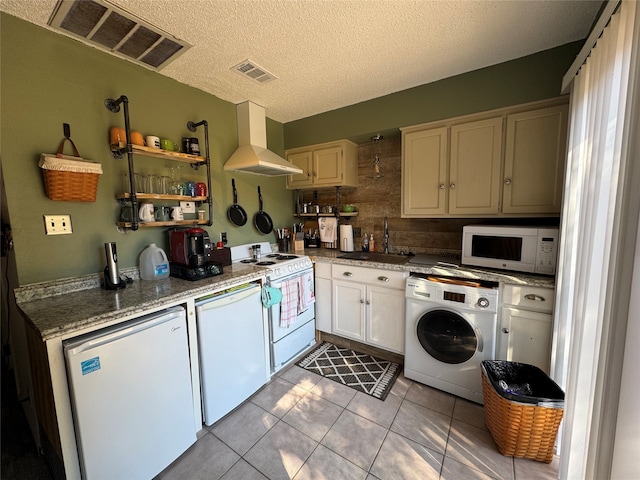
[{"xmin": 224, "ymin": 102, "xmax": 302, "ymax": 176}]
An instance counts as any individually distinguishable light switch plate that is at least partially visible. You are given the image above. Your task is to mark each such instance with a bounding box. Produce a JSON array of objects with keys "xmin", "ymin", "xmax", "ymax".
[
  {"xmin": 44, "ymin": 215, "xmax": 72, "ymax": 235},
  {"xmin": 180, "ymin": 201, "xmax": 196, "ymax": 213}
]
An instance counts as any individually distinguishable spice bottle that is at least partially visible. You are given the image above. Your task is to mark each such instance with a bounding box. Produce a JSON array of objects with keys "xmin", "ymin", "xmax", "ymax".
[
  {"xmin": 362, "ymin": 232, "xmax": 369, "ymax": 252},
  {"xmin": 369, "ymin": 234, "xmax": 375, "ymax": 252}
]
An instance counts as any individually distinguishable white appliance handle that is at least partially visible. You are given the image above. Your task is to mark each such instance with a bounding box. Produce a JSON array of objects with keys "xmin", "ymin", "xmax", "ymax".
[
  {"xmin": 196, "ymin": 284, "xmax": 261, "ymax": 311},
  {"xmin": 475, "ymin": 328, "xmax": 483, "ymax": 353}
]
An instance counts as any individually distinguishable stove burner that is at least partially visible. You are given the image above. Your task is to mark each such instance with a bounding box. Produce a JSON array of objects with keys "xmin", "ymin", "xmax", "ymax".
[
  {"xmin": 276, "ymin": 255, "xmax": 298, "ymax": 260},
  {"xmin": 266, "ymin": 254, "xmax": 280, "ymax": 258},
  {"xmin": 241, "ymin": 259, "xmax": 257, "ymax": 263},
  {"xmin": 256, "ymin": 261, "xmax": 276, "ymax": 266}
]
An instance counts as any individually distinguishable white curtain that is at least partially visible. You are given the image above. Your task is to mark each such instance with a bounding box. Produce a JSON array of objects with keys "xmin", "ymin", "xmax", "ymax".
[{"xmin": 554, "ymin": 1, "xmax": 640, "ymax": 478}]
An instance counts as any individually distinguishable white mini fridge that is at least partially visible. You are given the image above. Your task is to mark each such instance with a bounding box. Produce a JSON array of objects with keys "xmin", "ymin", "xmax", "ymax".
[{"xmin": 63, "ymin": 306, "xmax": 196, "ymax": 480}]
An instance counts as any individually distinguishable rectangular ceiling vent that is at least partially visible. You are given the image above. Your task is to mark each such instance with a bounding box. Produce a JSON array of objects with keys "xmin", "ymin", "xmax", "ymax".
[
  {"xmin": 231, "ymin": 60, "xmax": 277, "ymax": 84},
  {"xmin": 48, "ymin": 0, "xmax": 191, "ymax": 70}
]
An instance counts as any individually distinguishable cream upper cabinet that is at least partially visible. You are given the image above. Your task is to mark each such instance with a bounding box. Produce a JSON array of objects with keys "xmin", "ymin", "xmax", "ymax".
[
  {"xmin": 502, "ymin": 104, "xmax": 569, "ymax": 214},
  {"xmin": 449, "ymin": 117, "xmax": 503, "ymax": 215},
  {"xmin": 401, "ymin": 127, "xmax": 448, "ymax": 216},
  {"xmin": 401, "ymin": 118, "xmax": 502, "ymax": 217},
  {"xmin": 286, "ymin": 140, "xmax": 358, "ymax": 189},
  {"xmin": 401, "ymin": 98, "xmax": 569, "ymax": 217}
]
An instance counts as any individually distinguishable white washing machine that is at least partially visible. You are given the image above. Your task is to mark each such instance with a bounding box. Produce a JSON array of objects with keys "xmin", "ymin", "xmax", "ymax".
[{"xmin": 404, "ymin": 275, "xmax": 499, "ymax": 404}]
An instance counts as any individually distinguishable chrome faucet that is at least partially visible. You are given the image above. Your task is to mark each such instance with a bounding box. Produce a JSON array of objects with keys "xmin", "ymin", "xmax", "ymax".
[{"xmin": 383, "ymin": 217, "xmax": 389, "ymax": 254}]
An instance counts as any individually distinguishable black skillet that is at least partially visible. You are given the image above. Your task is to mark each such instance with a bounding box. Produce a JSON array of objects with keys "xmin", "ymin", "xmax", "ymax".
[
  {"xmin": 254, "ymin": 186, "xmax": 273, "ymax": 234},
  {"xmin": 227, "ymin": 179, "xmax": 247, "ymax": 226}
]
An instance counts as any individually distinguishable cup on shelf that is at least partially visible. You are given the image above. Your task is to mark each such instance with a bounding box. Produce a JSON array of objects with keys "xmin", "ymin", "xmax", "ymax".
[
  {"xmin": 110, "ymin": 127, "xmax": 126, "ymax": 146},
  {"xmin": 160, "ymin": 138, "xmax": 179, "ymax": 152},
  {"xmin": 185, "ymin": 181, "xmax": 196, "ymax": 197},
  {"xmin": 130, "ymin": 131, "xmax": 144, "ymax": 146},
  {"xmin": 197, "ymin": 210, "xmax": 205, "ymax": 221},
  {"xmin": 196, "ymin": 182, "xmax": 207, "ymax": 197},
  {"xmin": 145, "ymin": 135, "xmax": 160, "ymax": 149},
  {"xmin": 120, "ymin": 206, "xmax": 133, "ymax": 222},
  {"xmin": 138, "ymin": 202, "xmax": 155, "ymax": 222},
  {"xmin": 182, "ymin": 137, "xmax": 200, "ymax": 156},
  {"xmin": 170, "ymin": 206, "xmax": 184, "ymax": 221},
  {"xmin": 134, "ymin": 172, "xmax": 147, "ymax": 193},
  {"xmin": 154, "ymin": 206, "xmax": 171, "ymax": 222},
  {"xmin": 159, "ymin": 176, "xmax": 170, "ymax": 195},
  {"xmin": 147, "ymin": 174, "xmax": 159, "ymax": 194}
]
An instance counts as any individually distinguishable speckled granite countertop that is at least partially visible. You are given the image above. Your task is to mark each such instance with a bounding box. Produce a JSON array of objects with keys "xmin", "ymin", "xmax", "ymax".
[
  {"xmin": 15, "ymin": 263, "xmax": 265, "ymax": 341},
  {"xmin": 304, "ymin": 248, "xmax": 556, "ymax": 288}
]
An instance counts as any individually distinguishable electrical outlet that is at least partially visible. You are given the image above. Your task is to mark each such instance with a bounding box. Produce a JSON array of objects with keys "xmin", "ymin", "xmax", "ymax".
[
  {"xmin": 353, "ymin": 227, "xmax": 362, "ymax": 238},
  {"xmin": 44, "ymin": 215, "xmax": 72, "ymax": 235},
  {"xmin": 220, "ymin": 232, "xmax": 227, "ymax": 245},
  {"xmin": 180, "ymin": 201, "xmax": 196, "ymax": 213}
]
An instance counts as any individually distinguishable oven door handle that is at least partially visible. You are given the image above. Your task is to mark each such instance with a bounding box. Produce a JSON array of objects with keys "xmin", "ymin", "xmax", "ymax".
[{"xmin": 475, "ymin": 329, "xmax": 483, "ymax": 353}]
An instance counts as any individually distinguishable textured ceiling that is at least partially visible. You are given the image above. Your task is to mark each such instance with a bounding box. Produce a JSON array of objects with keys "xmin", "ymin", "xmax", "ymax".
[{"xmin": 1, "ymin": 0, "xmax": 602, "ymax": 122}]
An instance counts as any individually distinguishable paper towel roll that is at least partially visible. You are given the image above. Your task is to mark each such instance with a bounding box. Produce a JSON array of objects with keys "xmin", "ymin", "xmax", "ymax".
[{"xmin": 340, "ymin": 225, "xmax": 354, "ymax": 252}]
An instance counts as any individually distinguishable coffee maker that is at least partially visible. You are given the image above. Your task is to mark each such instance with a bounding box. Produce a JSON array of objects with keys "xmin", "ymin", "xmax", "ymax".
[
  {"xmin": 169, "ymin": 228, "xmax": 223, "ymax": 281},
  {"xmin": 170, "ymin": 228, "xmax": 212, "ymax": 267}
]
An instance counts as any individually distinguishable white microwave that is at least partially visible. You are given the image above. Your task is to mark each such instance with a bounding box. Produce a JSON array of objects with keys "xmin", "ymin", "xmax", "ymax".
[{"xmin": 461, "ymin": 225, "xmax": 559, "ymax": 275}]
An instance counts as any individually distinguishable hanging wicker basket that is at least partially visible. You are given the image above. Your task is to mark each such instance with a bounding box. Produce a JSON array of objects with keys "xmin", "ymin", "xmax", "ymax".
[{"xmin": 39, "ymin": 138, "xmax": 102, "ymax": 202}]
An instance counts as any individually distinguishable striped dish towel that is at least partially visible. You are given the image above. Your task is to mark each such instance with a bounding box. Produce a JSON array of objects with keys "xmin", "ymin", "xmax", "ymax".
[
  {"xmin": 280, "ymin": 279, "xmax": 299, "ymax": 328},
  {"xmin": 297, "ymin": 271, "xmax": 315, "ymax": 314}
]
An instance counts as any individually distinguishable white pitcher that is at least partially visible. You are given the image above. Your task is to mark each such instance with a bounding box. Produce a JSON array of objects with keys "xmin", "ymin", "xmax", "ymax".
[{"xmin": 138, "ymin": 202, "xmax": 155, "ymax": 223}]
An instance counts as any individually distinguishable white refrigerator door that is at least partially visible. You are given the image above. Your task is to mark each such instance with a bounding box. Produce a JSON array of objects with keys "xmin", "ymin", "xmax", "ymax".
[
  {"xmin": 196, "ymin": 284, "xmax": 268, "ymax": 426},
  {"xmin": 63, "ymin": 306, "xmax": 196, "ymax": 480}
]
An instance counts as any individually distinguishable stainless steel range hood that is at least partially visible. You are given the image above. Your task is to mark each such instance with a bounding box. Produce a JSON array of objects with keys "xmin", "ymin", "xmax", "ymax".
[{"xmin": 224, "ymin": 102, "xmax": 302, "ymax": 176}]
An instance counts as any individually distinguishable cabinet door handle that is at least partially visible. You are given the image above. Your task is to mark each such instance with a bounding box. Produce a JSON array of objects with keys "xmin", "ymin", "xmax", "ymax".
[
  {"xmin": 502, "ymin": 327, "xmax": 510, "ymax": 334},
  {"xmin": 313, "ymin": 172, "xmax": 317, "ymax": 177},
  {"xmin": 307, "ymin": 172, "xmax": 311, "ymax": 177},
  {"xmin": 360, "ymin": 299, "xmax": 364, "ymax": 304},
  {"xmin": 524, "ymin": 294, "xmax": 546, "ymax": 302},
  {"xmin": 343, "ymin": 271, "xmax": 353, "ymax": 277},
  {"xmin": 365, "ymin": 300, "xmax": 370, "ymax": 305},
  {"xmin": 505, "ymin": 178, "xmax": 512, "ymax": 185},
  {"xmin": 450, "ymin": 183, "xmax": 456, "ymax": 190},
  {"xmin": 377, "ymin": 276, "xmax": 389, "ymax": 282},
  {"xmin": 439, "ymin": 184, "xmax": 446, "ymax": 190}
]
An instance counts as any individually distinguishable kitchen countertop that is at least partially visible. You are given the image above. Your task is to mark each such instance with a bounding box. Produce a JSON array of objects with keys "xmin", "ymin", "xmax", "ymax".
[
  {"xmin": 15, "ymin": 263, "xmax": 266, "ymax": 341},
  {"xmin": 304, "ymin": 248, "xmax": 556, "ymax": 288}
]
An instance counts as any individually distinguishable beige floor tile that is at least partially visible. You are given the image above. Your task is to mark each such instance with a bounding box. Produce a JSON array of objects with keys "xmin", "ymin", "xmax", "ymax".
[
  {"xmin": 346, "ymin": 390, "xmax": 402, "ymax": 429},
  {"xmin": 250, "ymin": 377, "xmax": 308, "ymax": 418},
  {"xmin": 445, "ymin": 419, "xmax": 515, "ymax": 480},
  {"xmin": 282, "ymin": 393, "xmax": 343, "ymax": 441},
  {"xmin": 404, "ymin": 381, "xmax": 456, "ymax": 416},
  {"xmin": 219, "ymin": 459, "xmax": 268, "ymax": 480},
  {"xmin": 389, "ymin": 372, "xmax": 412, "ymax": 399},
  {"xmin": 321, "ymin": 410, "xmax": 388, "ymax": 471},
  {"xmin": 389, "ymin": 399, "xmax": 451, "ymax": 454},
  {"xmin": 279, "ymin": 365, "xmax": 324, "ymax": 391},
  {"xmin": 211, "ymin": 402, "xmax": 279, "ymax": 455},
  {"xmin": 310, "ymin": 376, "xmax": 358, "ymax": 407},
  {"xmin": 160, "ymin": 433, "xmax": 240, "ymax": 480},
  {"xmin": 244, "ymin": 421, "xmax": 318, "ymax": 480},
  {"xmin": 440, "ymin": 456, "xmax": 497, "ymax": 480},
  {"xmin": 452, "ymin": 397, "xmax": 487, "ymax": 430},
  {"xmin": 370, "ymin": 431, "xmax": 443, "ymax": 480},
  {"xmin": 514, "ymin": 455, "xmax": 559, "ymax": 479},
  {"xmin": 294, "ymin": 444, "xmax": 368, "ymax": 480}
]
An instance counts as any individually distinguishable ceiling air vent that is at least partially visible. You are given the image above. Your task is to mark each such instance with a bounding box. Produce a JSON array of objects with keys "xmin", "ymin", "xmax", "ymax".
[
  {"xmin": 231, "ymin": 60, "xmax": 278, "ymax": 84},
  {"xmin": 48, "ymin": 0, "xmax": 190, "ymax": 70}
]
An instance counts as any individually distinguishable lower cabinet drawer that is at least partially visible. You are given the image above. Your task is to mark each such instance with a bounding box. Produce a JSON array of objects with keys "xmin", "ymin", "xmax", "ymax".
[
  {"xmin": 331, "ymin": 264, "xmax": 407, "ymax": 289},
  {"xmin": 502, "ymin": 284, "xmax": 555, "ymax": 313}
]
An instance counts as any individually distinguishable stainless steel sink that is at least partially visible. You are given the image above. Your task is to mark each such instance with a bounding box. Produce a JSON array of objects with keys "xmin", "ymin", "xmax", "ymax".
[{"xmin": 337, "ymin": 252, "xmax": 411, "ymax": 265}]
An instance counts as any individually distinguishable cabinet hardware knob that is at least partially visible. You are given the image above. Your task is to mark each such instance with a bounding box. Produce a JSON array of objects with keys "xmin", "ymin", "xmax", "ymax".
[
  {"xmin": 366, "ymin": 300, "xmax": 370, "ymax": 305},
  {"xmin": 450, "ymin": 183, "xmax": 456, "ymax": 190},
  {"xmin": 505, "ymin": 178, "xmax": 512, "ymax": 185},
  {"xmin": 313, "ymin": 172, "xmax": 317, "ymax": 177},
  {"xmin": 307, "ymin": 172, "xmax": 311, "ymax": 177},
  {"xmin": 377, "ymin": 276, "xmax": 389, "ymax": 282},
  {"xmin": 502, "ymin": 327, "xmax": 510, "ymax": 334},
  {"xmin": 343, "ymin": 271, "xmax": 353, "ymax": 277},
  {"xmin": 439, "ymin": 184, "xmax": 446, "ymax": 190},
  {"xmin": 360, "ymin": 299, "xmax": 364, "ymax": 304},
  {"xmin": 524, "ymin": 294, "xmax": 545, "ymax": 302}
]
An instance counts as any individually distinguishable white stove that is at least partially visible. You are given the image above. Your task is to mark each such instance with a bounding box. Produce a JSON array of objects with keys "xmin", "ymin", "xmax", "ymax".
[
  {"xmin": 230, "ymin": 242, "xmax": 316, "ymax": 374},
  {"xmin": 231, "ymin": 242, "xmax": 313, "ymax": 281}
]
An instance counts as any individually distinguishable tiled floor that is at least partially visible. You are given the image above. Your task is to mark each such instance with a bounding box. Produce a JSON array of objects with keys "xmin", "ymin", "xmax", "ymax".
[{"xmin": 158, "ymin": 364, "xmax": 559, "ymax": 480}]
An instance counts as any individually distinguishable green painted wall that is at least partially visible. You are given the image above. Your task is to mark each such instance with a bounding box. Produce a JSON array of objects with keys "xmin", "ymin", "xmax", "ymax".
[
  {"xmin": 1, "ymin": 14, "xmax": 290, "ymax": 285},
  {"xmin": 284, "ymin": 41, "xmax": 582, "ymax": 148}
]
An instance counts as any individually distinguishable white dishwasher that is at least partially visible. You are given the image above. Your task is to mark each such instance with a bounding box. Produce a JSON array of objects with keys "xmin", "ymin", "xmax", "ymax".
[
  {"xmin": 196, "ymin": 283, "xmax": 269, "ymax": 426},
  {"xmin": 63, "ymin": 306, "xmax": 196, "ymax": 480}
]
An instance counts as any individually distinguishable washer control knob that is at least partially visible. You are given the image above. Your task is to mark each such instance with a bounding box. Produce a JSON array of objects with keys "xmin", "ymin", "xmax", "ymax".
[{"xmin": 477, "ymin": 297, "xmax": 490, "ymax": 308}]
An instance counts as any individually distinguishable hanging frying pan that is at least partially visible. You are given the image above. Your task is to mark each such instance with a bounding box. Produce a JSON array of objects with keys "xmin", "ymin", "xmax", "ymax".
[
  {"xmin": 254, "ymin": 186, "xmax": 274, "ymax": 234},
  {"xmin": 227, "ymin": 179, "xmax": 247, "ymax": 226}
]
